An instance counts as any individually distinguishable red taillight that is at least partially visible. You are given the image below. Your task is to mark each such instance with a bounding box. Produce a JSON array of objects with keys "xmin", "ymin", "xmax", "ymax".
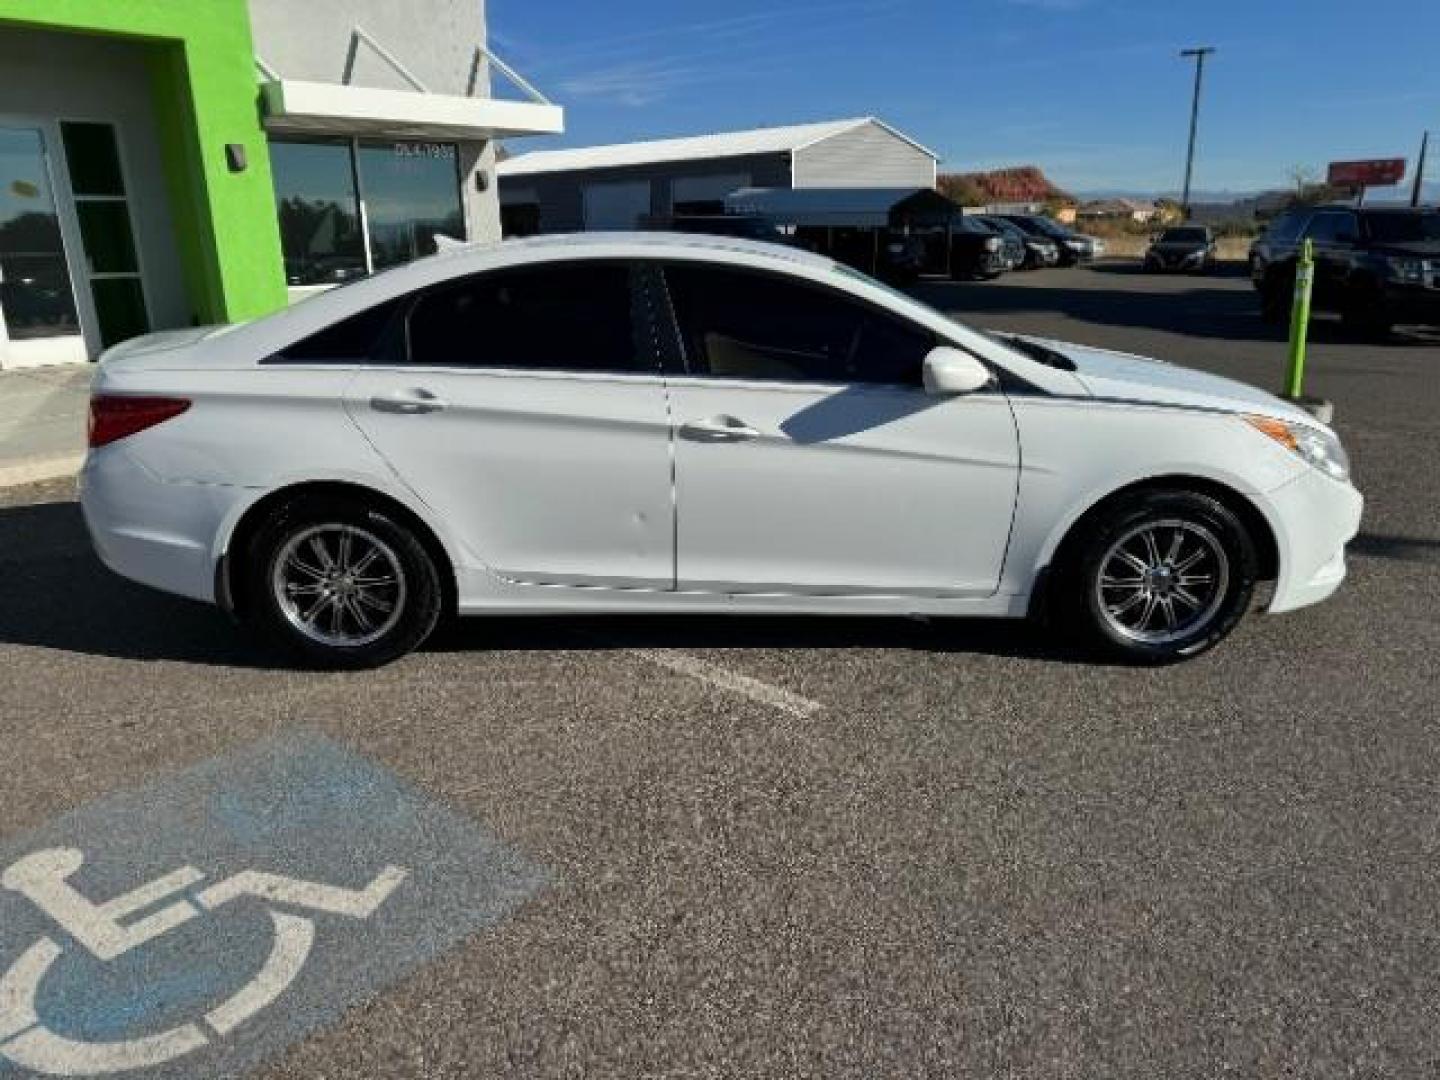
[{"xmin": 88, "ymin": 395, "xmax": 192, "ymax": 448}]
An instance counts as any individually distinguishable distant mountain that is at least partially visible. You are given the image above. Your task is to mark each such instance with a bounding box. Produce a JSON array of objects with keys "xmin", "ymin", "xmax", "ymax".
[
  {"xmin": 1075, "ymin": 180, "xmax": 1440, "ymax": 206},
  {"xmin": 1074, "ymin": 187, "xmax": 1261, "ymax": 203}
]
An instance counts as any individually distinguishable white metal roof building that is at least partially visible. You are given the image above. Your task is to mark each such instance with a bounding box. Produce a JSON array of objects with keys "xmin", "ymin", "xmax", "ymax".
[{"xmin": 497, "ymin": 117, "xmax": 939, "ymax": 234}]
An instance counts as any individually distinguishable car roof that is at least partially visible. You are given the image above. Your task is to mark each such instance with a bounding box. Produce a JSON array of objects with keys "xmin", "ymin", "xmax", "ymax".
[{"xmin": 456, "ymin": 231, "xmax": 837, "ymax": 270}]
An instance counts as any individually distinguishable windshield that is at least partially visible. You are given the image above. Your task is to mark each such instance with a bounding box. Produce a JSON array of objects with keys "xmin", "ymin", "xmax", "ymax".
[
  {"xmin": 980, "ymin": 218, "xmax": 1020, "ymax": 238},
  {"xmin": 1159, "ymin": 227, "xmax": 1208, "ymax": 243},
  {"xmin": 1027, "ymin": 217, "xmax": 1072, "ymax": 239},
  {"xmin": 1364, "ymin": 212, "xmax": 1440, "ymax": 243}
]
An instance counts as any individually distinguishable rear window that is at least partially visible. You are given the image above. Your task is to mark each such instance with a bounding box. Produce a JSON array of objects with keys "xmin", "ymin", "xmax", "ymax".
[
  {"xmin": 1363, "ymin": 212, "xmax": 1440, "ymax": 243},
  {"xmin": 1160, "ymin": 228, "xmax": 1208, "ymax": 242},
  {"xmin": 268, "ymin": 299, "xmax": 403, "ymax": 364}
]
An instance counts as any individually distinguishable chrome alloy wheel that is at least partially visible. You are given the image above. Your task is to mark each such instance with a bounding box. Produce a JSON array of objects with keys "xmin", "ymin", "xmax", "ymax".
[
  {"xmin": 272, "ymin": 524, "xmax": 407, "ymax": 648},
  {"xmin": 1094, "ymin": 519, "xmax": 1230, "ymax": 646}
]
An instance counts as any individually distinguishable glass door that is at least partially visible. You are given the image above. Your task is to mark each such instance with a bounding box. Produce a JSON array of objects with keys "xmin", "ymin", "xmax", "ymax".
[{"xmin": 0, "ymin": 124, "xmax": 87, "ymax": 367}]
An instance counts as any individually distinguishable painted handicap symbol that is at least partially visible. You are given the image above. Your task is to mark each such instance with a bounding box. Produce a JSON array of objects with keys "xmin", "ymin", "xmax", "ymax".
[{"xmin": 0, "ymin": 847, "xmax": 406, "ymax": 1076}]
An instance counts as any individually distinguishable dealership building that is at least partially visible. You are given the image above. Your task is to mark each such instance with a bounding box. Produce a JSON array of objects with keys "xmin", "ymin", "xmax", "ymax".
[
  {"xmin": 498, "ymin": 117, "xmax": 938, "ymax": 234},
  {"xmin": 0, "ymin": 0, "xmax": 561, "ymax": 369}
]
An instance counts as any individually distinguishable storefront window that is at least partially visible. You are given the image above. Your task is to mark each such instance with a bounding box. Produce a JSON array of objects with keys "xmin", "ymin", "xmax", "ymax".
[
  {"xmin": 0, "ymin": 126, "xmax": 80, "ymax": 342},
  {"xmin": 59, "ymin": 121, "xmax": 148, "ymax": 348},
  {"xmin": 268, "ymin": 139, "xmax": 367, "ymax": 287},
  {"xmin": 357, "ymin": 142, "xmax": 464, "ymax": 271},
  {"xmin": 268, "ymin": 138, "xmax": 465, "ymax": 286}
]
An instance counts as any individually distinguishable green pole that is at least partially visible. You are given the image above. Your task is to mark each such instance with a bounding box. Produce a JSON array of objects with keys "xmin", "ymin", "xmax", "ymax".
[{"xmin": 1285, "ymin": 238, "xmax": 1315, "ymax": 399}]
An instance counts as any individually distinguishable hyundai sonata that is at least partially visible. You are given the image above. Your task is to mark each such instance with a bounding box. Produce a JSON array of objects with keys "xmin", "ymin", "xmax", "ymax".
[{"xmin": 80, "ymin": 233, "xmax": 1361, "ymax": 668}]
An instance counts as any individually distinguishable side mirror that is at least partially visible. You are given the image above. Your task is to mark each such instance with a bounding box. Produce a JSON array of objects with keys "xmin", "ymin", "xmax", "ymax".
[{"xmin": 923, "ymin": 347, "xmax": 992, "ymax": 396}]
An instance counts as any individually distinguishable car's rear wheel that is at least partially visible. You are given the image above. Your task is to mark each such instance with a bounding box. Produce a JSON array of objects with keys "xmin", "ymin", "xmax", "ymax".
[
  {"xmin": 1342, "ymin": 285, "xmax": 1394, "ymax": 339},
  {"xmin": 246, "ymin": 497, "xmax": 442, "ymax": 669},
  {"xmin": 1259, "ymin": 269, "xmax": 1291, "ymax": 323},
  {"xmin": 1058, "ymin": 490, "xmax": 1258, "ymax": 663}
]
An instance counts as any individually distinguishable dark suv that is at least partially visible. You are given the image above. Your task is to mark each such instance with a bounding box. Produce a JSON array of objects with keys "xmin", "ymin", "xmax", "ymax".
[{"xmin": 1249, "ymin": 206, "xmax": 1440, "ymax": 335}]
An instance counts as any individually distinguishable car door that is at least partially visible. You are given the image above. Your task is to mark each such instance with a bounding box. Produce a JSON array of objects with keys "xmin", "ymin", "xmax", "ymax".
[
  {"xmin": 1302, "ymin": 210, "xmax": 1356, "ymax": 306},
  {"xmin": 345, "ymin": 260, "xmax": 675, "ymax": 590},
  {"xmin": 656, "ymin": 260, "xmax": 1021, "ymax": 597}
]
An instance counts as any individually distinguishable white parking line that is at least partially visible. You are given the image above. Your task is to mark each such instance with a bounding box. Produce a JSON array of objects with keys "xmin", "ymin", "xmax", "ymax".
[{"xmin": 629, "ymin": 648, "xmax": 823, "ymax": 719}]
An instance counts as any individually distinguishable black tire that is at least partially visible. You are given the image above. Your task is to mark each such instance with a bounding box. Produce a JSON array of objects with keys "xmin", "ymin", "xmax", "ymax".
[
  {"xmin": 1055, "ymin": 489, "xmax": 1258, "ymax": 664},
  {"xmin": 1341, "ymin": 287, "xmax": 1393, "ymax": 339},
  {"xmin": 245, "ymin": 496, "xmax": 443, "ymax": 669},
  {"xmin": 1259, "ymin": 270, "xmax": 1291, "ymax": 324}
]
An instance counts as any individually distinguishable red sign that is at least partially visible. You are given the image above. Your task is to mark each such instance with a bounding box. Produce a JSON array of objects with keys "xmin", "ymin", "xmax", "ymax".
[{"xmin": 1327, "ymin": 158, "xmax": 1406, "ymax": 188}]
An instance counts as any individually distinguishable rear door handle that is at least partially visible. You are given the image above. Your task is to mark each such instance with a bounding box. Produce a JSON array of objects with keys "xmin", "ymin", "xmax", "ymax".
[
  {"xmin": 370, "ymin": 388, "xmax": 447, "ymax": 415},
  {"xmin": 679, "ymin": 415, "xmax": 761, "ymax": 442}
]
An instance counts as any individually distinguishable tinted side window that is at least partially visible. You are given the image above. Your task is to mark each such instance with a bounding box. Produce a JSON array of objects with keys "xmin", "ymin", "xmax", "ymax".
[
  {"xmin": 1304, "ymin": 212, "xmax": 1356, "ymax": 244},
  {"xmin": 1266, "ymin": 212, "xmax": 1306, "ymax": 243},
  {"xmin": 270, "ymin": 299, "xmax": 403, "ymax": 363},
  {"xmin": 406, "ymin": 262, "xmax": 643, "ymax": 372},
  {"xmin": 664, "ymin": 264, "xmax": 933, "ymax": 387}
]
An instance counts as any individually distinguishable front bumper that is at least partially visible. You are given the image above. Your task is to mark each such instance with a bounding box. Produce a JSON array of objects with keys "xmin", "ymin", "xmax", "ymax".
[
  {"xmin": 1265, "ymin": 467, "xmax": 1364, "ymax": 614},
  {"xmin": 1146, "ymin": 249, "xmax": 1210, "ymax": 271},
  {"xmin": 1378, "ymin": 281, "xmax": 1440, "ymax": 325}
]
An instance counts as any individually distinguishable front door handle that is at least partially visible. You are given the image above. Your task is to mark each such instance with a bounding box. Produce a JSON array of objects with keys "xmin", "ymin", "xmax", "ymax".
[
  {"xmin": 679, "ymin": 415, "xmax": 761, "ymax": 442},
  {"xmin": 370, "ymin": 388, "xmax": 447, "ymax": 415}
]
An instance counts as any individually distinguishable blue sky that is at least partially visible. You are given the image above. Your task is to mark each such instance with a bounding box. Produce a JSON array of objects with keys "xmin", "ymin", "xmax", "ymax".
[{"xmin": 489, "ymin": 0, "xmax": 1440, "ymax": 196}]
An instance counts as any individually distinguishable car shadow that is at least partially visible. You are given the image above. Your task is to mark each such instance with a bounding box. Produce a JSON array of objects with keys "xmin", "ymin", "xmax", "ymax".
[
  {"xmin": 1087, "ymin": 259, "xmax": 1252, "ymax": 279},
  {"xmin": 0, "ymin": 498, "xmax": 1107, "ymax": 669},
  {"xmin": 1350, "ymin": 531, "xmax": 1440, "ymax": 563}
]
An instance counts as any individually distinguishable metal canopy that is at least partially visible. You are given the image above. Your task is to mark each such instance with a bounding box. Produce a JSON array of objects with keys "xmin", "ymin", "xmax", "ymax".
[
  {"xmin": 261, "ymin": 80, "xmax": 564, "ymax": 140},
  {"xmin": 258, "ymin": 28, "xmax": 564, "ymax": 141},
  {"xmin": 723, "ymin": 187, "xmax": 958, "ymax": 228}
]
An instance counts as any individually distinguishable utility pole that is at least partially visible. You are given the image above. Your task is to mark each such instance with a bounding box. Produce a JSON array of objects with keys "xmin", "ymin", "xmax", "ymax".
[
  {"xmin": 1179, "ymin": 46, "xmax": 1216, "ymax": 219},
  {"xmin": 1412, "ymin": 131, "xmax": 1429, "ymax": 208}
]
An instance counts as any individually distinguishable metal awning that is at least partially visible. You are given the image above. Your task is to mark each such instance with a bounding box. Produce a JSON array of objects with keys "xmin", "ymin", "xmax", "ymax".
[
  {"xmin": 258, "ymin": 28, "xmax": 563, "ymax": 141},
  {"xmin": 261, "ymin": 80, "xmax": 564, "ymax": 139},
  {"xmin": 724, "ymin": 187, "xmax": 957, "ymax": 228}
]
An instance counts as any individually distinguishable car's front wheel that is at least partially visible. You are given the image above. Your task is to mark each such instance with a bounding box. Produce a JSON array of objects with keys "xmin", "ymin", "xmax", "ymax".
[
  {"xmin": 1058, "ymin": 489, "xmax": 1258, "ymax": 663},
  {"xmin": 245, "ymin": 497, "xmax": 443, "ymax": 669}
]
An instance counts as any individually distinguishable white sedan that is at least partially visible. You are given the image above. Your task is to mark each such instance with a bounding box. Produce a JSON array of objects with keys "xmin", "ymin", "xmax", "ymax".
[{"xmin": 80, "ymin": 233, "xmax": 1361, "ymax": 668}]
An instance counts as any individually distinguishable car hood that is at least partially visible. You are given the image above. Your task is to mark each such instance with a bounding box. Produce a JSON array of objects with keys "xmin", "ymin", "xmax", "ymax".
[
  {"xmin": 1150, "ymin": 241, "xmax": 1209, "ymax": 253},
  {"xmin": 1370, "ymin": 240, "xmax": 1440, "ymax": 258},
  {"xmin": 1014, "ymin": 335, "xmax": 1317, "ymax": 424}
]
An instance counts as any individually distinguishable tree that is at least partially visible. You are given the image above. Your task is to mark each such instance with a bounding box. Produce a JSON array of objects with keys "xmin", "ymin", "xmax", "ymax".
[
  {"xmin": 1285, "ymin": 164, "xmax": 1342, "ymax": 207},
  {"xmin": 936, "ymin": 174, "xmax": 985, "ymax": 206}
]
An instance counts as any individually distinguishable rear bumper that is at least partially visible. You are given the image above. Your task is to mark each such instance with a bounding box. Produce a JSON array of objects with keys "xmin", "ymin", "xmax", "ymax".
[
  {"xmin": 1265, "ymin": 468, "xmax": 1364, "ymax": 615},
  {"xmin": 79, "ymin": 446, "xmax": 247, "ymax": 605}
]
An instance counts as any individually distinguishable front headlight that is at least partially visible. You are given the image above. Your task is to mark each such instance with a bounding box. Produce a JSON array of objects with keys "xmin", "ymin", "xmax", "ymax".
[
  {"xmin": 1245, "ymin": 415, "xmax": 1350, "ymax": 482},
  {"xmin": 1387, "ymin": 256, "xmax": 1425, "ymax": 283},
  {"xmin": 984, "ymin": 236, "xmax": 1002, "ymax": 252}
]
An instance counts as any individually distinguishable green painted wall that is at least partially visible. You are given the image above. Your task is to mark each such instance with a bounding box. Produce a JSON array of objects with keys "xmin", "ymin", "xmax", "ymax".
[{"xmin": 0, "ymin": 0, "xmax": 288, "ymax": 323}]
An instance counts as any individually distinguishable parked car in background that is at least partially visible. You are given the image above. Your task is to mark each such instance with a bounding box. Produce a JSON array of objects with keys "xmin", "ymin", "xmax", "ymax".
[
  {"xmin": 998, "ymin": 214, "xmax": 1105, "ymax": 265},
  {"xmin": 946, "ymin": 216, "xmax": 1010, "ymax": 280},
  {"xmin": 977, "ymin": 215, "xmax": 1060, "ymax": 269},
  {"xmin": 1144, "ymin": 226, "xmax": 1218, "ymax": 273},
  {"xmin": 1249, "ymin": 206, "xmax": 1440, "ymax": 336},
  {"xmin": 640, "ymin": 213, "xmax": 788, "ymax": 244},
  {"xmin": 81, "ymin": 232, "xmax": 1360, "ymax": 669},
  {"xmin": 982, "ymin": 219, "xmax": 1026, "ymax": 271},
  {"xmin": 880, "ymin": 233, "xmax": 928, "ymax": 283}
]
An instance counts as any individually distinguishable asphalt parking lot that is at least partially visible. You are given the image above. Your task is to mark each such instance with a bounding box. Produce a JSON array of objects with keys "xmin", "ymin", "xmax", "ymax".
[{"xmin": 2, "ymin": 262, "xmax": 1438, "ymax": 1077}]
